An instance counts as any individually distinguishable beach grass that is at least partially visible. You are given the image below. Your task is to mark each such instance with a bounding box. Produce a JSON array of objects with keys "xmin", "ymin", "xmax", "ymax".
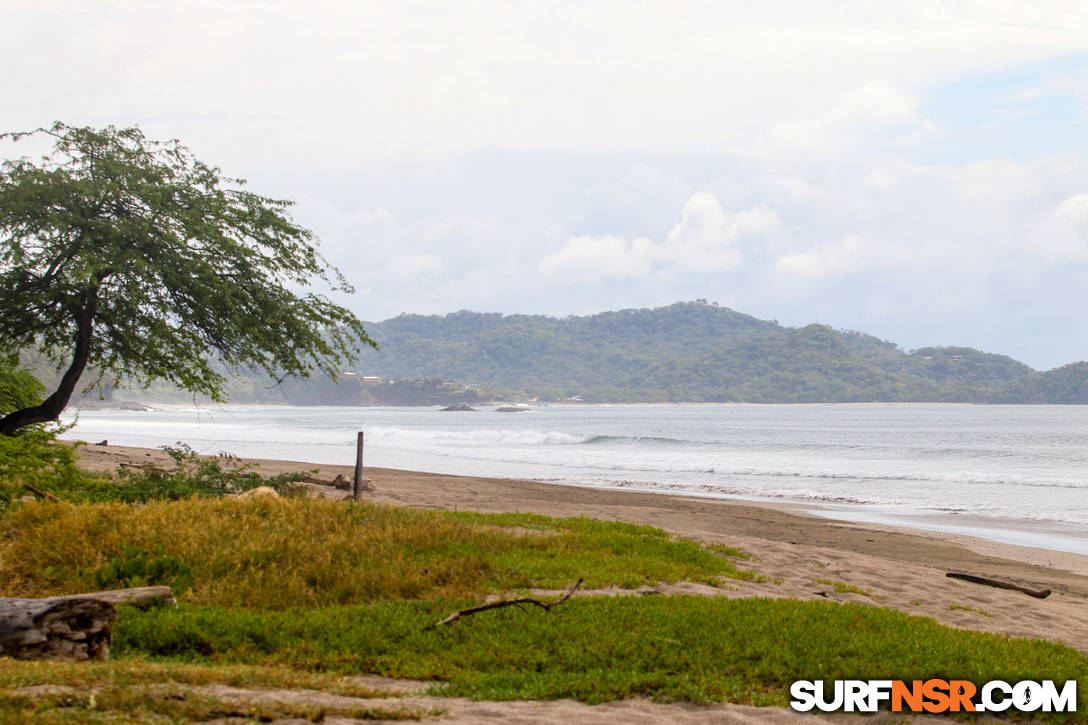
[
  {"xmin": 0, "ymin": 498, "xmax": 752, "ymax": 607},
  {"xmin": 813, "ymin": 578, "xmax": 875, "ymax": 598},
  {"xmin": 111, "ymin": 597, "xmax": 1088, "ymax": 715},
  {"xmin": 2, "ymin": 495, "xmax": 1087, "ymax": 721}
]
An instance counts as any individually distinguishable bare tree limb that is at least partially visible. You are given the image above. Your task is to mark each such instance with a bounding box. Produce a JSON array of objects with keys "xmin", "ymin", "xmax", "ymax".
[{"xmin": 426, "ymin": 578, "xmax": 583, "ymax": 631}]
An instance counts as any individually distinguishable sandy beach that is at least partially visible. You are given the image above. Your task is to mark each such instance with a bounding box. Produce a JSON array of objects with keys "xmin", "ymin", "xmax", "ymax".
[{"xmin": 74, "ymin": 443, "xmax": 1088, "ymax": 723}]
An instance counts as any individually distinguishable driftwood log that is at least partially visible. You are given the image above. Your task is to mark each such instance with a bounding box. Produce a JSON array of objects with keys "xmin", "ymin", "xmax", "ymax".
[
  {"xmin": 426, "ymin": 578, "xmax": 583, "ymax": 630},
  {"xmin": 0, "ymin": 596, "xmax": 115, "ymax": 660},
  {"xmin": 302, "ymin": 473, "xmax": 373, "ymax": 492},
  {"xmin": 946, "ymin": 572, "xmax": 1052, "ymax": 599},
  {"xmin": 67, "ymin": 586, "xmax": 177, "ymax": 610},
  {"xmin": 0, "ymin": 586, "xmax": 175, "ymax": 661}
]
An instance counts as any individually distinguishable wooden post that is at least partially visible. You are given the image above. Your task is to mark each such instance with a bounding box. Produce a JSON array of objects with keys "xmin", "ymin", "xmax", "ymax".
[{"xmin": 353, "ymin": 430, "xmax": 365, "ymax": 500}]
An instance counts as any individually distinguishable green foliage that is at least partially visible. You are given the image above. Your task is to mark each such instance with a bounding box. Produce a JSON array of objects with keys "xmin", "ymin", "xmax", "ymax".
[
  {"xmin": 0, "ymin": 354, "xmax": 44, "ymax": 414},
  {"xmin": 0, "ymin": 427, "xmax": 85, "ymax": 511},
  {"xmin": 112, "ymin": 443, "xmax": 306, "ymax": 501},
  {"xmin": 0, "ymin": 441, "xmax": 305, "ymax": 508},
  {"xmin": 94, "ymin": 545, "xmax": 194, "ymax": 594},
  {"xmin": 0, "ymin": 121, "xmax": 374, "ymax": 432},
  {"xmin": 0, "ymin": 437, "xmax": 304, "ymax": 505},
  {"xmin": 996, "ymin": 362, "xmax": 1088, "ymax": 403},
  {"xmin": 351, "ymin": 302, "xmax": 780, "ymax": 396},
  {"xmin": 113, "ymin": 598, "xmax": 1088, "ymax": 717}
]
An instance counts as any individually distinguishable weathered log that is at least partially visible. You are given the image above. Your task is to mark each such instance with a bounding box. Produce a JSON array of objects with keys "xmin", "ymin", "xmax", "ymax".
[
  {"xmin": 302, "ymin": 473, "xmax": 369, "ymax": 491},
  {"xmin": 67, "ymin": 586, "xmax": 177, "ymax": 610},
  {"xmin": 426, "ymin": 578, "xmax": 583, "ymax": 630},
  {"xmin": 946, "ymin": 572, "xmax": 1052, "ymax": 599},
  {"xmin": 0, "ymin": 587, "xmax": 174, "ymax": 661},
  {"xmin": 0, "ymin": 597, "xmax": 115, "ymax": 660}
]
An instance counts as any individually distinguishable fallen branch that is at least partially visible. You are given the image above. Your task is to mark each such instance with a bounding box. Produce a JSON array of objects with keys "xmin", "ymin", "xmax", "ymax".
[
  {"xmin": 302, "ymin": 473, "xmax": 361, "ymax": 491},
  {"xmin": 946, "ymin": 572, "xmax": 1051, "ymax": 599},
  {"xmin": 21, "ymin": 483, "xmax": 60, "ymax": 502},
  {"xmin": 426, "ymin": 578, "xmax": 583, "ymax": 630}
]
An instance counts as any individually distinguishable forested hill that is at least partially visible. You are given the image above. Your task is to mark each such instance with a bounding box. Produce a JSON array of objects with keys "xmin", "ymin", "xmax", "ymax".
[
  {"xmin": 61, "ymin": 301, "xmax": 1088, "ymax": 405},
  {"xmin": 339, "ymin": 301, "xmax": 1088, "ymax": 404},
  {"xmin": 352, "ymin": 302, "xmax": 779, "ymax": 396}
]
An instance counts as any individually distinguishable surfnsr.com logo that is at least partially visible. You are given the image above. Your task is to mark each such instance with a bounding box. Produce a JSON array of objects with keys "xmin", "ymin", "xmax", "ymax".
[{"xmin": 790, "ymin": 679, "xmax": 1077, "ymax": 713}]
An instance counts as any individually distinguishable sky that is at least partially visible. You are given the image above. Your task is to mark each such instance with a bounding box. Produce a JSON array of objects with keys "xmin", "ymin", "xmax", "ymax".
[{"xmin": 3, "ymin": 1, "xmax": 1088, "ymax": 369}]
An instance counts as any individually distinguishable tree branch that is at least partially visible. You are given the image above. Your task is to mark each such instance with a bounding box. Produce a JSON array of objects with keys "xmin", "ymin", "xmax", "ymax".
[{"xmin": 425, "ymin": 578, "xmax": 583, "ymax": 631}]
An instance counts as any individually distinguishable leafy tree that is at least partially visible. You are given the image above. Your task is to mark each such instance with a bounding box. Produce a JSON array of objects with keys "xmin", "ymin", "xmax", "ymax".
[
  {"xmin": 0, "ymin": 122, "xmax": 373, "ymax": 435},
  {"xmin": 0, "ymin": 354, "xmax": 44, "ymax": 414}
]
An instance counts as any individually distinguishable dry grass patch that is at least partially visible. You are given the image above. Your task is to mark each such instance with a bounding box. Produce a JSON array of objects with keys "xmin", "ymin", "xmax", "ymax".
[{"xmin": 0, "ymin": 498, "xmax": 754, "ymax": 608}]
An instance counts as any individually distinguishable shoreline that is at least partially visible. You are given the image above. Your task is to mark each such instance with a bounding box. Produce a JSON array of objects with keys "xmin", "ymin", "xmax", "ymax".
[
  {"xmin": 75, "ymin": 441, "xmax": 1088, "ymax": 656},
  {"xmin": 59, "ymin": 404, "xmax": 1088, "ymax": 559},
  {"xmin": 61, "ymin": 398, "xmax": 1088, "ymax": 555}
]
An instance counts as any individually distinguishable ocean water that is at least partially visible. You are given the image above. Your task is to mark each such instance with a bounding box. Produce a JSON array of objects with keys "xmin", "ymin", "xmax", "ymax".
[{"xmin": 59, "ymin": 403, "xmax": 1088, "ymax": 555}]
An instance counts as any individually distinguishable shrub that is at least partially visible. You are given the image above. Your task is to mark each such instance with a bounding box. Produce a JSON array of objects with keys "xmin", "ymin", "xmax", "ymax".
[{"xmin": 112, "ymin": 443, "xmax": 307, "ymax": 501}]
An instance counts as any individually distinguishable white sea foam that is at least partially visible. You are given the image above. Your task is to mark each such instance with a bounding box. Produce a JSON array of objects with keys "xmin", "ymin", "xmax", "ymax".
[{"xmin": 59, "ymin": 403, "xmax": 1088, "ymax": 550}]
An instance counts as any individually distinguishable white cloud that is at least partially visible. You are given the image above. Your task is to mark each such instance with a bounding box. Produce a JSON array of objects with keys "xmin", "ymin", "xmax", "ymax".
[
  {"xmin": 541, "ymin": 193, "xmax": 780, "ymax": 282},
  {"xmin": 664, "ymin": 193, "xmax": 778, "ymax": 271},
  {"xmin": 1030, "ymin": 192, "xmax": 1088, "ymax": 261},
  {"xmin": 386, "ymin": 254, "xmax": 443, "ymax": 280},
  {"xmin": 539, "ymin": 234, "xmax": 657, "ymax": 284},
  {"xmin": 2, "ymin": 2, "xmax": 1088, "ymax": 366},
  {"xmin": 776, "ymin": 234, "xmax": 908, "ymax": 278},
  {"xmin": 757, "ymin": 80, "xmax": 922, "ymax": 158},
  {"xmin": 421, "ymin": 217, "xmax": 499, "ymax": 251},
  {"xmin": 1055, "ymin": 192, "xmax": 1088, "ymax": 225},
  {"xmin": 832, "ymin": 80, "xmax": 919, "ymax": 126},
  {"xmin": 294, "ymin": 199, "xmax": 397, "ymax": 258},
  {"xmin": 6, "ymin": 2, "xmax": 1088, "ymax": 161}
]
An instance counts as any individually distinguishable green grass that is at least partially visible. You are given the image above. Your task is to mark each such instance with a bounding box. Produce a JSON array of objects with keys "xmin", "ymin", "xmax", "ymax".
[
  {"xmin": 110, "ymin": 597, "xmax": 1088, "ymax": 716},
  {"xmin": 0, "ymin": 498, "xmax": 752, "ymax": 607},
  {"xmin": 813, "ymin": 578, "xmax": 874, "ymax": 598},
  {"xmin": 3, "ymin": 490, "xmax": 1086, "ymax": 721}
]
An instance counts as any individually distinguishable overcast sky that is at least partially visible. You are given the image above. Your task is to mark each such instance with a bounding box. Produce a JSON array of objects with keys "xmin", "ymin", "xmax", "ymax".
[{"xmin": 4, "ymin": 1, "xmax": 1088, "ymax": 369}]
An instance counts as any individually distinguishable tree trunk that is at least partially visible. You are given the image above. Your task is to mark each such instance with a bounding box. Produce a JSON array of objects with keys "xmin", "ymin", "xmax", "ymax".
[
  {"xmin": 0, "ymin": 297, "xmax": 95, "ymax": 436},
  {"xmin": 0, "ymin": 596, "xmax": 115, "ymax": 661}
]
